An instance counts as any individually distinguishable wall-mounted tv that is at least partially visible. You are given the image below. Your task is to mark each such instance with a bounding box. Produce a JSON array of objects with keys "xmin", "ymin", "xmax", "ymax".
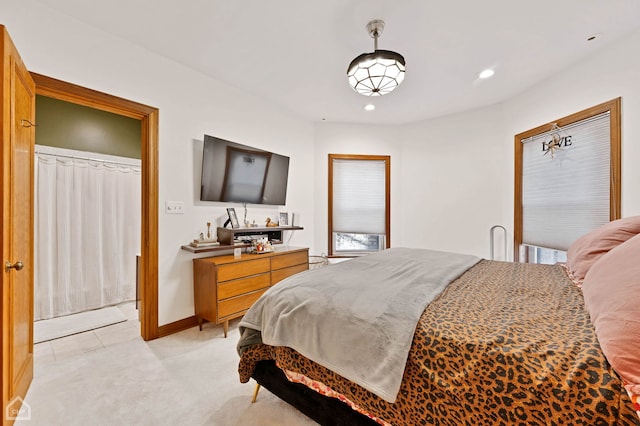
[{"xmin": 200, "ymin": 134, "xmax": 290, "ymax": 205}]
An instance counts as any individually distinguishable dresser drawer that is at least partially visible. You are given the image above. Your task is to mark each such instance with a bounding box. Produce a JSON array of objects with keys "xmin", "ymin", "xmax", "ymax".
[
  {"xmin": 217, "ymin": 258, "xmax": 270, "ymax": 282},
  {"xmin": 271, "ymin": 250, "xmax": 308, "ymax": 270},
  {"xmin": 218, "ymin": 273, "xmax": 270, "ymax": 299},
  {"xmin": 193, "ymin": 247, "xmax": 310, "ymax": 336},
  {"xmin": 218, "ymin": 289, "xmax": 267, "ymax": 319},
  {"xmin": 272, "ymin": 263, "xmax": 308, "ymax": 285}
]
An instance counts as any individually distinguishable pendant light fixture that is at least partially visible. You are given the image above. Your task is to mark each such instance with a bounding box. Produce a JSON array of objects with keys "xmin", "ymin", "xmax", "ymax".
[{"xmin": 347, "ymin": 19, "xmax": 406, "ymax": 96}]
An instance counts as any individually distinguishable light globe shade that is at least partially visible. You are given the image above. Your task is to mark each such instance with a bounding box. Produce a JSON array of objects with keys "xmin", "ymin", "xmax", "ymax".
[{"xmin": 347, "ymin": 50, "xmax": 406, "ymax": 96}]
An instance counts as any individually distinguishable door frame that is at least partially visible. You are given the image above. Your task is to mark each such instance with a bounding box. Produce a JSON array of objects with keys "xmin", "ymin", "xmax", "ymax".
[{"xmin": 30, "ymin": 73, "xmax": 160, "ymax": 340}]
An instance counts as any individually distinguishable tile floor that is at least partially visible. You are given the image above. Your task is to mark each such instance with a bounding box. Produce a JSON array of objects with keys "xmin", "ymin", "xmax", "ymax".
[
  {"xmin": 17, "ymin": 303, "xmax": 316, "ymax": 425},
  {"xmin": 32, "ymin": 302, "xmax": 141, "ymax": 371}
]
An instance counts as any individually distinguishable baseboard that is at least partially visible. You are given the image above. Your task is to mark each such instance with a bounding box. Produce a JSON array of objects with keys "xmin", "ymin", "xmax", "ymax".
[{"xmin": 157, "ymin": 315, "xmax": 199, "ymax": 338}]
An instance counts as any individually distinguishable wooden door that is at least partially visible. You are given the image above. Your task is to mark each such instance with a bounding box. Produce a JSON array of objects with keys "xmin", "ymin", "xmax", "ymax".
[{"xmin": 1, "ymin": 26, "xmax": 35, "ymax": 425}]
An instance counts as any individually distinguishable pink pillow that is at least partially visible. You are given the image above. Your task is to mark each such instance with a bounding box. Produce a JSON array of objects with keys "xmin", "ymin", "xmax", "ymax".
[
  {"xmin": 567, "ymin": 216, "xmax": 640, "ymax": 284},
  {"xmin": 582, "ymin": 233, "xmax": 640, "ymax": 393}
]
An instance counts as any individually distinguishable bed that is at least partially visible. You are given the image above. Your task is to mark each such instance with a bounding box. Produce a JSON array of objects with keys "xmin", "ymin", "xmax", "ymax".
[{"xmin": 237, "ymin": 226, "xmax": 640, "ymax": 425}]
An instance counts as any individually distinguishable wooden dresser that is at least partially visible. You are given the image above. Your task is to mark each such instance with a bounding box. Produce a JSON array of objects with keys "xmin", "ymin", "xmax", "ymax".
[{"xmin": 192, "ymin": 246, "xmax": 309, "ymax": 337}]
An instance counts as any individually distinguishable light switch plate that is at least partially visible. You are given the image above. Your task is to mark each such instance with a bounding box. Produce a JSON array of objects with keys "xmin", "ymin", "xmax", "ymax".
[{"xmin": 165, "ymin": 201, "xmax": 184, "ymax": 214}]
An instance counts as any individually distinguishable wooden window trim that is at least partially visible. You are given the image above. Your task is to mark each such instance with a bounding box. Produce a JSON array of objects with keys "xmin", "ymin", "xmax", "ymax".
[
  {"xmin": 513, "ymin": 98, "xmax": 621, "ymax": 262},
  {"xmin": 328, "ymin": 154, "xmax": 391, "ymax": 257}
]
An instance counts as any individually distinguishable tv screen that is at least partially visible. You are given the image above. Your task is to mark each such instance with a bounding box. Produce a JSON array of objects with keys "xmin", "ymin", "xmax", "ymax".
[{"xmin": 200, "ymin": 135, "xmax": 290, "ymax": 205}]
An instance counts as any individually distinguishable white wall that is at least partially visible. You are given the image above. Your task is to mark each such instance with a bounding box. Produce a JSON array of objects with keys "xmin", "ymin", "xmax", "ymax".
[
  {"xmin": 312, "ymin": 124, "xmax": 404, "ymax": 254},
  {"xmin": 314, "ymin": 27, "xmax": 640, "ymax": 261},
  {"xmin": 1, "ymin": 0, "xmax": 315, "ymax": 326},
  {"xmin": 401, "ymin": 105, "xmax": 512, "ymax": 259},
  {"xmin": 3, "ymin": 1, "xmax": 640, "ymax": 327},
  {"xmin": 503, "ymin": 28, "xmax": 640, "ymax": 217},
  {"xmin": 314, "ymin": 106, "xmax": 511, "ymax": 260}
]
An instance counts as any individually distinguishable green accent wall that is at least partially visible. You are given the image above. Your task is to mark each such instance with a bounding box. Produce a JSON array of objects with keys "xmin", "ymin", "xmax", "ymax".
[{"xmin": 35, "ymin": 95, "xmax": 141, "ymax": 159}]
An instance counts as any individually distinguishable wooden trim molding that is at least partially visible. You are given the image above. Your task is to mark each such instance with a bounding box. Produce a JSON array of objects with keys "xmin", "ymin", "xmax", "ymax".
[
  {"xmin": 158, "ymin": 316, "xmax": 199, "ymax": 338},
  {"xmin": 30, "ymin": 73, "xmax": 160, "ymax": 340},
  {"xmin": 328, "ymin": 154, "xmax": 391, "ymax": 256},
  {"xmin": 513, "ymin": 98, "xmax": 622, "ymax": 262}
]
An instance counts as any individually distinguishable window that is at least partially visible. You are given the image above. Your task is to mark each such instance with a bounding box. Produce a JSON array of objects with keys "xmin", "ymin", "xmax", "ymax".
[
  {"xmin": 524, "ymin": 246, "xmax": 567, "ymax": 265},
  {"xmin": 514, "ymin": 99, "xmax": 621, "ymax": 262},
  {"xmin": 328, "ymin": 154, "xmax": 390, "ymax": 256}
]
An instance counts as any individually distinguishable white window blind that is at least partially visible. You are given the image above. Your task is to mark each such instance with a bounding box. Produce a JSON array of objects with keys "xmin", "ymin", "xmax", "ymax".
[
  {"xmin": 332, "ymin": 158, "xmax": 386, "ymax": 234},
  {"xmin": 522, "ymin": 112, "xmax": 610, "ymax": 251}
]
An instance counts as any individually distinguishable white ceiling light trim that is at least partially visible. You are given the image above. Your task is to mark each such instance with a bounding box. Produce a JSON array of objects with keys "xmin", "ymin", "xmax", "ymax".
[{"xmin": 479, "ymin": 69, "xmax": 495, "ymax": 79}]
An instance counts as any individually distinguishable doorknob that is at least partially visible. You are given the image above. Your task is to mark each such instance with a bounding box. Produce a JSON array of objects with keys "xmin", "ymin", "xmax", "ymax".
[{"xmin": 5, "ymin": 261, "xmax": 24, "ymax": 272}]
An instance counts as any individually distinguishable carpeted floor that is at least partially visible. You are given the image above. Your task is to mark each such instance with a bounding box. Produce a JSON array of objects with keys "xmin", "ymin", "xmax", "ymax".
[{"xmin": 18, "ymin": 304, "xmax": 317, "ymax": 425}]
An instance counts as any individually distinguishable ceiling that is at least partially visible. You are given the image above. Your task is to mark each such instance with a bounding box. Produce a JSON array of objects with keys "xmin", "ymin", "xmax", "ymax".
[{"xmin": 37, "ymin": 0, "xmax": 640, "ymax": 125}]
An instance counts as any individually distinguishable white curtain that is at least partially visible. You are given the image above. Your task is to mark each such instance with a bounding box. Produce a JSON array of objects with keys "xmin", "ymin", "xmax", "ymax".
[{"xmin": 34, "ymin": 146, "xmax": 141, "ymax": 321}]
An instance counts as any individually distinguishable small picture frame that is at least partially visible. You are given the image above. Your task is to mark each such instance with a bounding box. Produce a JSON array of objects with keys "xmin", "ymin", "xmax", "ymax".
[
  {"xmin": 227, "ymin": 208, "xmax": 240, "ymax": 229},
  {"xmin": 279, "ymin": 212, "xmax": 289, "ymax": 226}
]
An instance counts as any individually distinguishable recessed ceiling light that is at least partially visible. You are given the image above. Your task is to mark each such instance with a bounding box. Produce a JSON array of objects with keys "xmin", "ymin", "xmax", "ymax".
[
  {"xmin": 364, "ymin": 104, "xmax": 376, "ymax": 111},
  {"xmin": 478, "ymin": 69, "xmax": 495, "ymax": 79}
]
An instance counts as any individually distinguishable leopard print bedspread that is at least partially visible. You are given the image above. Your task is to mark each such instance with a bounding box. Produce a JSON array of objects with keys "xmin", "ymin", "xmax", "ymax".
[{"xmin": 239, "ymin": 260, "xmax": 639, "ymax": 425}]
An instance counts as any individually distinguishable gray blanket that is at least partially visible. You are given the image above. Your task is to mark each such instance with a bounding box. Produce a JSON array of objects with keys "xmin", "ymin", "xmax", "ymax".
[{"xmin": 238, "ymin": 247, "xmax": 479, "ymax": 403}]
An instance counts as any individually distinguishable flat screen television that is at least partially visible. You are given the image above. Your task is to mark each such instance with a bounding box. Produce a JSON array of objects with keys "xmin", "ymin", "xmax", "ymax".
[{"xmin": 200, "ymin": 134, "xmax": 290, "ymax": 205}]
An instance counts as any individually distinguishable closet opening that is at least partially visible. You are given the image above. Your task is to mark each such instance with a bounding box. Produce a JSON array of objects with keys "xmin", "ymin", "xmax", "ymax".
[
  {"xmin": 33, "ymin": 95, "xmax": 142, "ymax": 342},
  {"xmin": 31, "ymin": 73, "xmax": 159, "ymax": 341}
]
